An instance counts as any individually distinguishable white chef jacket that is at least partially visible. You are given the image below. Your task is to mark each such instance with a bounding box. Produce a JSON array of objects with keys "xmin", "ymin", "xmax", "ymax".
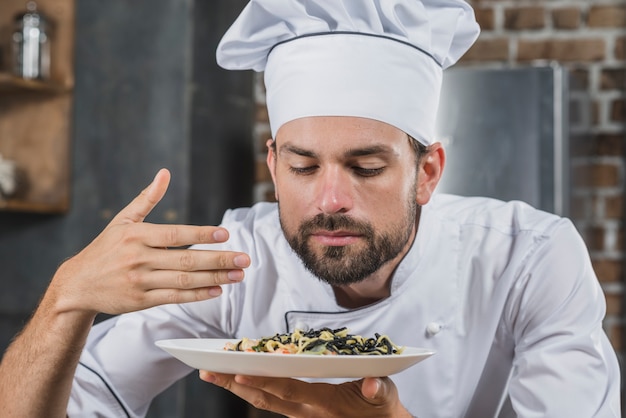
[{"xmin": 68, "ymin": 194, "xmax": 621, "ymax": 417}]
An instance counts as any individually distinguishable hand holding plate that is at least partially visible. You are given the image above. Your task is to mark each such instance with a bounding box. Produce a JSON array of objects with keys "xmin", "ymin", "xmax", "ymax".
[{"xmin": 200, "ymin": 372, "xmax": 414, "ymax": 418}]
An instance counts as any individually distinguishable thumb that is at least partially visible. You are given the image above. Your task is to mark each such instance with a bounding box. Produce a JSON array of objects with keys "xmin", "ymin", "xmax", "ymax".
[
  {"xmin": 110, "ymin": 168, "xmax": 171, "ymax": 225},
  {"xmin": 361, "ymin": 377, "xmax": 387, "ymax": 401}
]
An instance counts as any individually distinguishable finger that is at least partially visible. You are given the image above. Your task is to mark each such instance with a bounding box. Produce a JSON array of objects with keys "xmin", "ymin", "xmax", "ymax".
[
  {"xmin": 141, "ymin": 268, "xmax": 245, "ymax": 291},
  {"xmin": 361, "ymin": 377, "xmax": 381, "ymax": 400},
  {"xmin": 231, "ymin": 375, "xmax": 331, "ymax": 405},
  {"xmin": 110, "ymin": 168, "xmax": 171, "ymax": 226},
  {"xmin": 145, "ymin": 286, "xmax": 223, "ymax": 306},
  {"xmin": 148, "ymin": 247, "xmax": 250, "ymax": 272},
  {"xmin": 201, "ymin": 372, "xmax": 306, "ymax": 417},
  {"xmin": 136, "ymin": 223, "xmax": 231, "ymax": 248},
  {"xmin": 362, "ymin": 377, "xmax": 396, "ymax": 405}
]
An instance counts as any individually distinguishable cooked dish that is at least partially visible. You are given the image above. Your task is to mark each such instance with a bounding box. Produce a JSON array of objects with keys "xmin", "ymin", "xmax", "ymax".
[{"xmin": 224, "ymin": 327, "xmax": 405, "ymax": 355}]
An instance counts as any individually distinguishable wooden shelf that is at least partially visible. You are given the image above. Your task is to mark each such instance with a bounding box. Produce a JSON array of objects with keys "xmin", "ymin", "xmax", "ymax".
[
  {"xmin": 0, "ymin": 0, "xmax": 74, "ymax": 214},
  {"xmin": 0, "ymin": 199, "xmax": 67, "ymax": 214},
  {"xmin": 0, "ymin": 72, "xmax": 71, "ymax": 93}
]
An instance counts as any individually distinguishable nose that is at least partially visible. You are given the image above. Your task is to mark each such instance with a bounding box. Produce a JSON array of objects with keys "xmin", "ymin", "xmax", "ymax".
[{"xmin": 316, "ymin": 166, "xmax": 353, "ymax": 214}]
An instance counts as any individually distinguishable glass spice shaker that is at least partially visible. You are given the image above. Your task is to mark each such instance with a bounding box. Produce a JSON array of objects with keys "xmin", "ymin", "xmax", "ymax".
[{"xmin": 12, "ymin": 1, "xmax": 51, "ymax": 80}]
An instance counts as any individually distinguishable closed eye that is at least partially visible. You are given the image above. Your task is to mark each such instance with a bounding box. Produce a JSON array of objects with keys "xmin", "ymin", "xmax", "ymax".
[
  {"xmin": 289, "ymin": 166, "xmax": 318, "ymax": 175},
  {"xmin": 353, "ymin": 167, "xmax": 385, "ymax": 177}
]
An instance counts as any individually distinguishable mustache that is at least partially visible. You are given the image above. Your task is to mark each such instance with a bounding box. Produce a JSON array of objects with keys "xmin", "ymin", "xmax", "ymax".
[{"xmin": 299, "ymin": 213, "xmax": 374, "ymax": 237}]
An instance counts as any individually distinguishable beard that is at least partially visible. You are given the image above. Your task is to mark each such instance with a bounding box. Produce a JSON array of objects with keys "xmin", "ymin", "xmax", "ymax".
[{"xmin": 279, "ymin": 198, "xmax": 418, "ymax": 287}]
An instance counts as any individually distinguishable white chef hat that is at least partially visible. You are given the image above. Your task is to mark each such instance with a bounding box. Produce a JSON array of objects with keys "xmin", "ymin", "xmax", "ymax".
[{"xmin": 216, "ymin": 0, "xmax": 480, "ymax": 145}]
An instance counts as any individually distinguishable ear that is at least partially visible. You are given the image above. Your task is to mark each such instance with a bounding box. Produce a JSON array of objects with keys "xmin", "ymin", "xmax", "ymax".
[
  {"xmin": 416, "ymin": 142, "xmax": 445, "ymax": 206},
  {"xmin": 266, "ymin": 139, "xmax": 279, "ymax": 201}
]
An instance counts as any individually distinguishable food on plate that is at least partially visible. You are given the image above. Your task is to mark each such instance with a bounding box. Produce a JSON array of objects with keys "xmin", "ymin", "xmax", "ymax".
[{"xmin": 224, "ymin": 327, "xmax": 405, "ymax": 355}]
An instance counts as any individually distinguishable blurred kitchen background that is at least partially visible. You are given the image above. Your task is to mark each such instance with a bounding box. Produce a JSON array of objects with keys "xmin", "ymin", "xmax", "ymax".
[{"xmin": 0, "ymin": 0, "xmax": 624, "ymax": 417}]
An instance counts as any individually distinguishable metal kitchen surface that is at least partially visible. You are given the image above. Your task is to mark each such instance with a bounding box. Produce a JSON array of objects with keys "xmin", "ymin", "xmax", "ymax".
[{"xmin": 435, "ymin": 65, "xmax": 569, "ymax": 217}]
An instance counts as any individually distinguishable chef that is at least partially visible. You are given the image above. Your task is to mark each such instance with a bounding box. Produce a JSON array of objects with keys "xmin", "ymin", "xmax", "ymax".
[{"xmin": 0, "ymin": 0, "xmax": 620, "ymax": 417}]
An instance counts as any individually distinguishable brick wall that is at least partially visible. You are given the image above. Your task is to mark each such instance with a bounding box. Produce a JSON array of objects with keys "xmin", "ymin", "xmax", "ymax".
[
  {"xmin": 251, "ymin": 1, "xmax": 626, "ymax": 357},
  {"xmin": 462, "ymin": 0, "xmax": 626, "ymax": 359}
]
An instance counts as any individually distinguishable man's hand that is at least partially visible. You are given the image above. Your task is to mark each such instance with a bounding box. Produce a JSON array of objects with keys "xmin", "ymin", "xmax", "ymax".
[
  {"xmin": 199, "ymin": 372, "xmax": 413, "ymax": 418},
  {"xmin": 48, "ymin": 168, "xmax": 251, "ymax": 316},
  {"xmin": 1, "ymin": 168, "xmax": 252, "ymax": 417}
]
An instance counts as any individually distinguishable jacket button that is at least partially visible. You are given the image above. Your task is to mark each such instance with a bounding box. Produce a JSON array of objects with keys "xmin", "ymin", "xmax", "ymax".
[{"xmin": 426, "ymin": 322, "xmax": 442, "ymax": 336}]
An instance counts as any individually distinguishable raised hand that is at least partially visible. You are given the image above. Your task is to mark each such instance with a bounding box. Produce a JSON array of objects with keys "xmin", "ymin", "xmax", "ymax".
[{"xmin": 48, "ymin": 168, "xmax": 251, "ymax": 315}]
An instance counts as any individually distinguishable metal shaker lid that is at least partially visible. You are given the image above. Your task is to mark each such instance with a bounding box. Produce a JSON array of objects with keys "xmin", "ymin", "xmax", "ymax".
[{"xmin": 14, "ymin": 1, "xmax": 48, "ymax": 30}]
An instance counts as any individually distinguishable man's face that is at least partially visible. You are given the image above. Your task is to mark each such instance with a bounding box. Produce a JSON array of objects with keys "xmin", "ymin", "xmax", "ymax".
[{"xmin": 268, "ymin": 116, "xmax": 424, "ymax": 286}]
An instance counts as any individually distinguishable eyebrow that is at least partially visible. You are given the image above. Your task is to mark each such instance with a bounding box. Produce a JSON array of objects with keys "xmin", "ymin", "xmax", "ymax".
[
  {"xmin": 344, "ymin": 145, "xmax": 394, "ymax": 158},
  {"xmin": 279, "ymin": 144, "xmax": 395, "ymax": 159},
  {"xmin": 279, "ymin": 144, "xmax": 317, "ymax": 158}
]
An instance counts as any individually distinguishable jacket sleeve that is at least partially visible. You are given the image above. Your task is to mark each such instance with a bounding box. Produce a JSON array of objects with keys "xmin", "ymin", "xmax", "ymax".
[
  {"xmin": 67, "ymin": 301, "xmax": 229, "ymax": 417},
  {"xmin": 504, "ymin": 218, "xmax": 621, "ymax": 417}
]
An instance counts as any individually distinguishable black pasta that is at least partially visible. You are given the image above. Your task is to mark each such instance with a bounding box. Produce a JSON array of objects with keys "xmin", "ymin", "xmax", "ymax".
[{"xmin": 225, "ymin": 327, "xmax": 405, "ymax": 355}]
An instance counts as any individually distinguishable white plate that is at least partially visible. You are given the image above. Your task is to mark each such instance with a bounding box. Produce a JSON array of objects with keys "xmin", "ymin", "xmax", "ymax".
[{"xmin": 155, "ymin": 338, "xmax": 435, "ymax": 378}]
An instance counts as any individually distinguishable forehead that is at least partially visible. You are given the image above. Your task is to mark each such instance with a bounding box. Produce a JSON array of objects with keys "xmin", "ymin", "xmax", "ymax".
[{"xmin": 275, "ymin": 116, "xmax": 409, "ymax": 151}]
